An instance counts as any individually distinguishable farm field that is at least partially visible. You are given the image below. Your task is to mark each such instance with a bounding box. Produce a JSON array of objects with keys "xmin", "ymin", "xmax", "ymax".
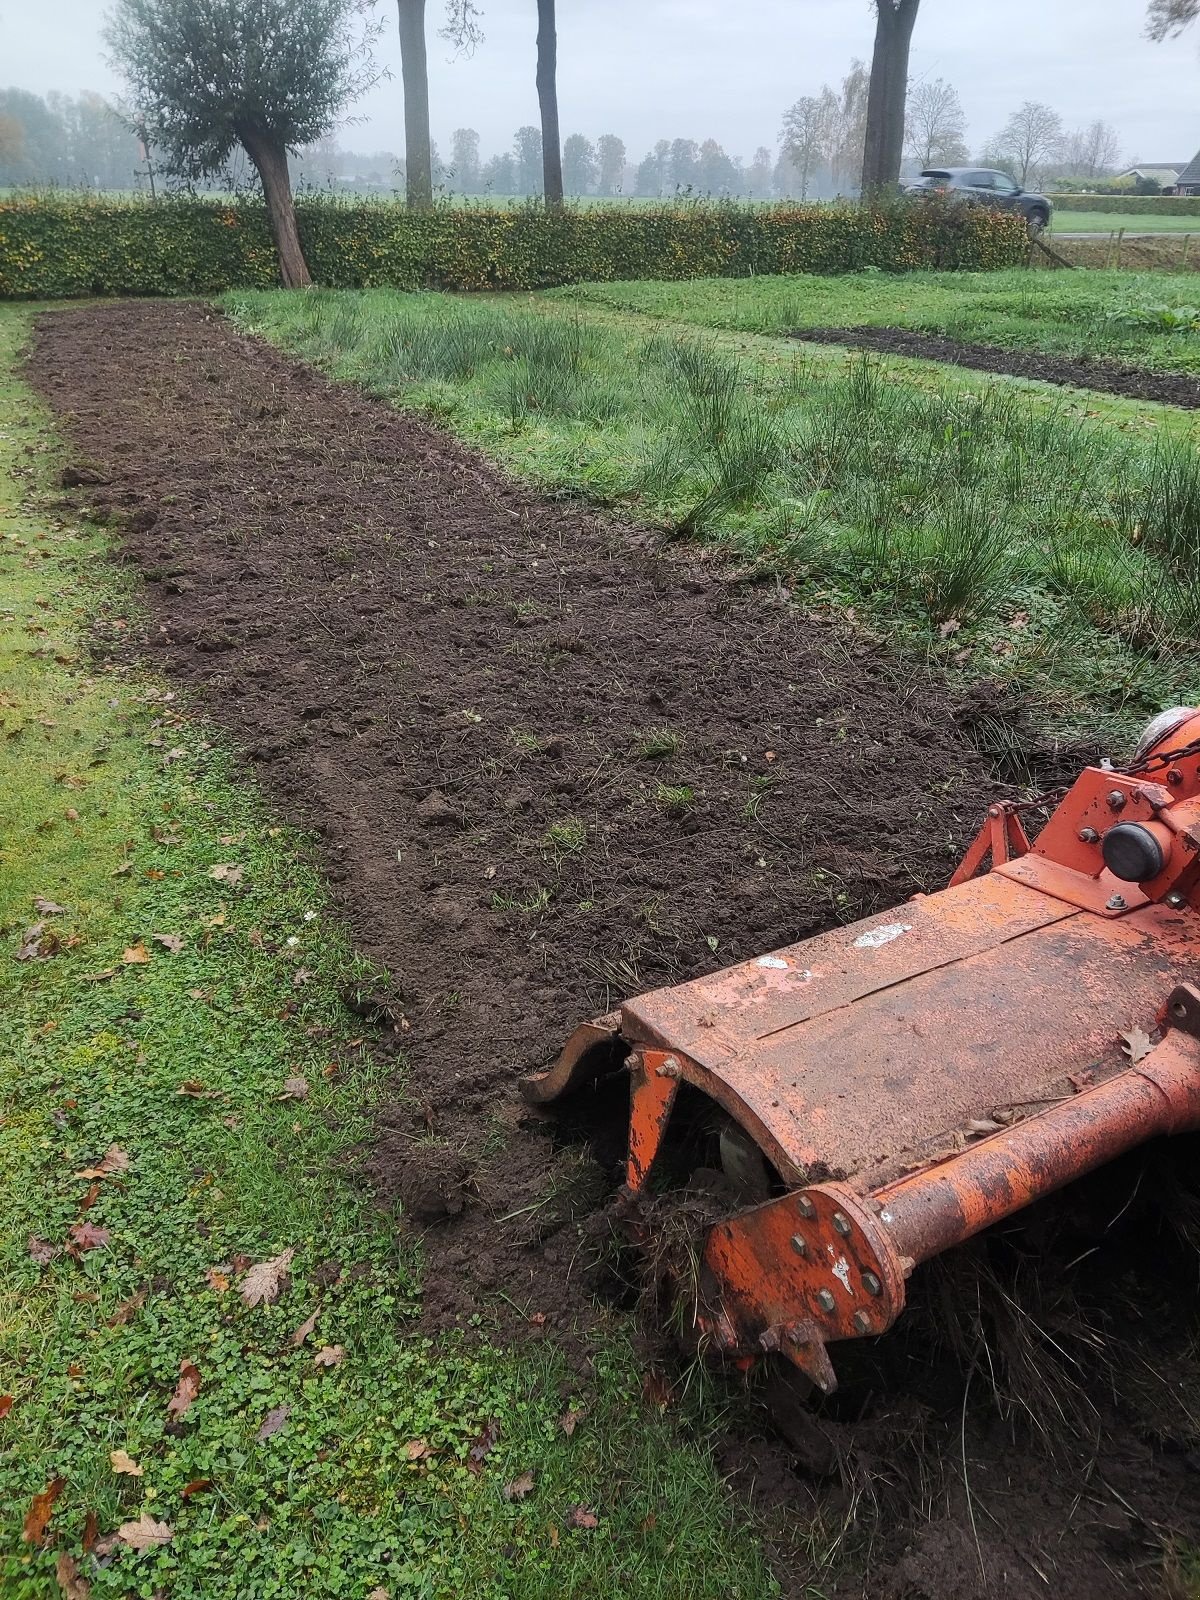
[
  {"xmin": 227, "ymin": 281, "xmax": 1200, "ymax": 754},
  {"xmin": 0, "ymin": 303, "xmax": 783, "ymax": 1600},
  {"xmin": 1050, "ymin": 209, "xmax": 1200, "ymax": 234},
  {"xmin": 8, "ymin": 276, "xmax": 1200, "ymax": 1600},
  {"xmin": 553, "ymin": 269, "xmax": 1200, "ymax": 377}
]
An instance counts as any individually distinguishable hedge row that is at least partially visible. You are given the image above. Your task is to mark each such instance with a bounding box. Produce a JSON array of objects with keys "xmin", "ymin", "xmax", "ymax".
[
  {"xmin": 0, "ymin": 194, "xmax": 1029, "ymax": 299},
  {"xmin": 1052, "ymin": 193, "xmax": 1200, "ymax": 215}
]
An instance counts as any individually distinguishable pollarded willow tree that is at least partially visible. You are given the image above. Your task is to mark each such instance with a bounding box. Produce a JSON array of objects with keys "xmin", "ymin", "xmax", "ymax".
[{"xmin": 104, "ymin": 0, "xmax": 381, "ymax": 287}]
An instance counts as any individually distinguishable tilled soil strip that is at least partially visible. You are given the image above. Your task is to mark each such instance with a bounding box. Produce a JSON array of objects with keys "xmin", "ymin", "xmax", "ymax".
[
  {"xmin": 794, "ymin": 325, "xmax": 1200, "ymax": 408},
  {"xmin": 27, "ymin": 301, "xmax": 1200, "ymax": 1600}
]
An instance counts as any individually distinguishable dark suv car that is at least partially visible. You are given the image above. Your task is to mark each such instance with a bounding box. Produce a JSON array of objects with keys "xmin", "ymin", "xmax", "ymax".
[{"xmin": 906, "ymin": 168, "xmax": 1052, "ymax": 232}]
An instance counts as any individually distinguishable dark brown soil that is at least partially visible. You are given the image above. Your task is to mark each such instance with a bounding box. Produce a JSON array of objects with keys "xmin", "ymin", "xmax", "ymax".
[
  {"xmin": 795, "ymin": 325, "xmax": 1200, "ymax": 408},
  {"xmin": 28, "ymin": 301, "xmax": 1200, "ymax": 1600}
]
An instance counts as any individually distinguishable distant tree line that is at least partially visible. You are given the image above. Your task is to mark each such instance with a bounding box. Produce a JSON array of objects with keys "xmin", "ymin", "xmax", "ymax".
[{"xmin": 0, "ymin": 88, "xmax": 144, "ymax": 190}]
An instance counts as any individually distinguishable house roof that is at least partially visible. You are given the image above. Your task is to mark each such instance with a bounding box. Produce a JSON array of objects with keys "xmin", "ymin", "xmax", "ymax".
[
  {"xmin": 1175, "ymin": 149, "xmax": 1200, "ymax": 187},
  {"xmin": 1119, "ymin": 165, "xmax": 1182, "ymax": 183}
]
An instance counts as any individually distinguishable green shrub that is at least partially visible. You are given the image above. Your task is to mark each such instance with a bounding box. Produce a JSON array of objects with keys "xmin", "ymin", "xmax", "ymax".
[{"xmin": 0, "ymin": 192, "xmax": 1029, "ymax": 300}]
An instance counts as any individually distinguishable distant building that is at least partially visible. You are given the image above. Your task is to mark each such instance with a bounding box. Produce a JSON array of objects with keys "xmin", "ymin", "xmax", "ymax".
[
  {"xmin": 1176, "ymin": 153, "xmax": 1200, "ymax": 196},
  {"xmin": 1116, "ymin": 164, "xmax": 1184, "ymax": 187}
]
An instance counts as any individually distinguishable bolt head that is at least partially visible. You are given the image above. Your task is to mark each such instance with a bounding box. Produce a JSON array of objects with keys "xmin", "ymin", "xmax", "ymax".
[
  {"xmin": 852, "ymin": 1311, "xmax": 872, "ymax": 1335},
  {"xmin": 831, "ymin": 1210, "xmax": 851, "ymax": 1237},
  {"xmin": 656, "ymin": 1056, "xmax": 681, "ymax": 1078},
  {"xmin": 1107, "ymin": 790, "xmax": 1127, "ymax": 811},
  {"xmin": 790, "ymin": 1233, "xmax": 808, "ymax": 1259},
  {"xmin": 862, "ymin": 1272, "xmax": 882, "ymax": 1296},
  {"xmin": 817, "ymin": 1288, "xmax": 836, "ymax": 1313},
  {"xmin": 1166, "ymin": 891, "xmax": 1187, "ymax": 910},
  {"xmin": 797, "ymin": 1195, "xmax": 816, "ymax": 1220},
  {"xmin": 1106, "ymin": 894, "xmax": 1127, "ymax": 911},
  {"xmin": 1078, "ymin": 827, "xmax": 1099, "ymax": 844}
]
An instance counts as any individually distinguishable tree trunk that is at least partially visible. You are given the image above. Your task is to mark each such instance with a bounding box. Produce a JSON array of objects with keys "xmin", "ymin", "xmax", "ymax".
[
  {"xmin": 242, "ymin": 131, "xmax": 311, "ymax": 289},
  {"xmin": 536, "ymin": 0, "xmax": 563, "ymax": 207},
  {"xmin": 398, "ymin": 0, "xmax": 433, "ymax": 210},
  {"xmin": 861, "ymin": 0, "xmax": 920, "ymax": 195}
]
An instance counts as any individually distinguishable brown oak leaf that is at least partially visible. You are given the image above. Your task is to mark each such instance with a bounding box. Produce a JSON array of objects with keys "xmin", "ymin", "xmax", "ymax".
[
  {"xmin": 565, "ymin": 1505, "xmax": 599, "ymax": 1530},
  {"xmin": 110, "ymin": 1449, "xmax": 143, "ymax": 1477},
  {"xmin": 0, "ymin": 1395, "xmax": 12, "ymax": 1420},
  {"xmin": 1121, "ymin": 1027, "xmax": 1154, "ymax": 1066},
  {"xmin": 281, "ymin": 1076, "xmax": 309, "ymax": 1100},
  {"xmin": 151, "ymin": 933, "xmax": 184, "ymax": 954},
  {"xmin": 503, "ymin": 1471, "xmax": 536, "ymax": 1502},
  {"xmin": 117, "ymin": 1512, "xmax": 173, "ymax": 1551},
  {"xmin": 67, "ymin": 1222, "xmax": 111, "ymax": 1252},
  {"xmin": 313, "ymin": 1344, "xmax": 344, "ymax": 1368},
  {"xmin": 289, "ymin": 1308, "xmax": 319, "ymax": 1347},
  {"xmin": 467, "ymin": 1418, "xmax": 500, "ymax": 1475},
  {"xmin": 122, "ymin": 942, "xmax": 151, "ymax": 965},
  {"xmin": 207, "ymin": 863, "xmax": 243, "ymax": 886},
  {"xmin": 28, "ymin": 1235, "xmax": 59, "ymax": 1266},
  {"xmin": 239, "ymin": 1248, "xmax": 295, "ymax": 1308},
  {"xmin": 34, "ymin": 896, "xmax": 67, "ymax": 916},
  {"xmin": 54, "ymin": 1552, "xmax": 91, "ymax": 1600}
]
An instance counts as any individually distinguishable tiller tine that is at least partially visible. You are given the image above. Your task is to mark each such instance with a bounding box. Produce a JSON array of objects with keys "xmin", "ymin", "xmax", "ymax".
[{"xmin": 524, "ymin": 707, "xmax": 1200, "ymax": 1392}]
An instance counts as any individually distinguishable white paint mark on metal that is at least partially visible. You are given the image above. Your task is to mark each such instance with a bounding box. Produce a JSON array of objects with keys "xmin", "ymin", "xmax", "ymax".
[
  {"xmin": 756, "ymin": 955, "xmax": 788, "ymax": 969},
  {"xmin": 831, "ymin": 1256, "xmax": 853, "ymax": 1293},
  {"xmin": 880, "ymin": 1210, "xmax": 894, "ymax": 1224},
  {"xmin": 854, "ymin": 922, "xmax": 913, "ymax": 949}
]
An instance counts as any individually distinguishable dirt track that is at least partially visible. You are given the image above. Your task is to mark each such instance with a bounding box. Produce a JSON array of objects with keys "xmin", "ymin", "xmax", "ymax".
[
  {"xmin": 29, "ymin": 300, "xmax": 1200, "ymax": 1600},
  {"xmin": 796, "ymin": 325, "xmax": 1200, "ymax": 407}
]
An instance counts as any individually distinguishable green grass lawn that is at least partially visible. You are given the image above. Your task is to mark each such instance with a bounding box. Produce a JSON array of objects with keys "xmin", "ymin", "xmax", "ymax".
[
  {"xmin": 1051, "ymin": 210, "xmax": 1200, "ymax": 234},
  {"xmin": 225, "ymin": 284, "xmax": 1200, "ymax": 751},
  {"xmin": 0, "ymin": 303, "xmax": 785, "ymax": 1598},
  {"xmin": 552, "ymin": 269, "xmax": 1200, "ymax": 374}
]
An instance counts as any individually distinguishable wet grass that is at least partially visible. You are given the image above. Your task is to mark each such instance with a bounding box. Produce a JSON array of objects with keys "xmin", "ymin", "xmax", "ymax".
[
  {"xmin": 551, "ymin": 268, "xmax": 1200, "ymax": 375},
  {"xmin": 226, "ymin": 285, "xmax": 1200, "ymax": 747},
  {"xmin": 0, "ymin": 304, "xmax": 785, "ymax": 1599}
]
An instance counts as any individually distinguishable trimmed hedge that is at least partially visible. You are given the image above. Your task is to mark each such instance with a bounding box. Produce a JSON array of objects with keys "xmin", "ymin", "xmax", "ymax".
[
  {"xmin": 0, "ymin": 194, "xmax": 1029, "ymax": 299},
  {"xmin": 1052, "ymin": 193, "xmax": 1200, "ymax": 215}
]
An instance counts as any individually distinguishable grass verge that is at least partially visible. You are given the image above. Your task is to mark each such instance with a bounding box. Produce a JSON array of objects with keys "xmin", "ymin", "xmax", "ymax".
[
  {"xmin": 225, "ymin": 284, "xmax": 1200, "ymax": 747},
  {"xmin": 0, "ymin": 303, "xmax": 785, "ymax": 1598}
]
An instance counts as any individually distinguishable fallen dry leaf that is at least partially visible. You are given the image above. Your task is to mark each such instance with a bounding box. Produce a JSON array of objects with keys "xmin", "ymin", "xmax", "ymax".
[
  {"xmin": 181, "ymin": 1478, "xmax": 212, "ymax": 1499},
  {"xmin": 313, "ymin": 1344, "xmax": 344, "ymax": 1369},
  {"xmin": 404, "ymin": 1438, "xmax": 432, "ymax": 1461},
  {"xmin": 0, "ymin": 1395, "xmax": 12, "ymax": 1420},
  {"xmin": 207, "ymin": 863, "xmax": 244, "ymax": 886},
  {"xmin": 367, "ymin": 1590, "xmax": 390, "ymax": 1600},
  {"xmin": 292, "ymin": 968, "xmax": 313, "ymax": 989},
  {"xmin": 641, "ymin": 1370, "xmax": 674, "ymax": 1409},
  {"xmin": 1121, "ymin": 1027, "xmax": 1154, "ymax": 1066},
  {"xmin": 205, "ymin": 1267, "xmax": 230, "ymax": 1294},
  {"xmin": 81, "ymin": 1511, "xmax": 99, "ymax": 1553},
  {"xmin": 28, "ymin": 1235, "xmax": 58, "ymax": 1266},
  {"xmin": 559, "ymin": 1407, "xmax": 586, "ymax": 1437},
  {"xmin": 121, "ymin": 942, "xmax": 151, "ymax": 965},
  {"xmin": 151, "ymin": 933, "xmax": 184, "ymax": 955},
  {"xmin": 1067, "ymin": 1069, "xmax": 1097, "ymax": 1093},
  {"xmin": 255, "ymin": 1405, "xmax": 290, "ymax": 1442},
  {"xmin": 167, "ymin": 1360, "xmax": 201, "ymax": 1421},
  {"xmin": 22, "ymin": 1476, "xmax": 64, "ymax": 1544},
  {"xmin": 503, "ymin": 1470, "xmax": 536, "ymax": 1502},
  {"xmin": 75, "ymin": 1145, "xmax": 130, "ymax": 1179},
  {"xmin": 281, "ymin": 1076, "xmax": 309, "ymax": 1101},
  {"xmin": 110, "ymin": 1449, "xmax": 144, "ymax": 1477},
  {"xmin": 290, "ymin": 1308, "xmax": 319, "ymax": 1347},
  {"xmin": 117, "ymin": 1512, "xmax": 173, "ymax": 1551},
  {"xmin": 34, "ymin": 896, "xmax": 67, "ymax": 916},
  {"xmin": 565, "ymin": 1504, "xmax": 599, "ymax": 1530},
  {"xmin": 54, "ymin": 1551, "xmax": 90, "ymax": 1600},
  {"xmin": 16, "ymin": 923, "xmax": 56, "ymax": 961},
  {"xmin": 67, "ymin": 1222, "xmax": 111, "ymax": 1252},
  {"xmin": 467, "ymin": 1418, "xmax": 500, "ymax": 1475},
  {"xmin": 239, "ymin": 1247, "xmax": 295, "ymax": 1308},
  {"xmin": 82, "ymin": 968, "xmax": 117, "ymax": 982},
  {"xmin": 107, "ymin": 1290, "xmax": 146, "ymax": 1326}
]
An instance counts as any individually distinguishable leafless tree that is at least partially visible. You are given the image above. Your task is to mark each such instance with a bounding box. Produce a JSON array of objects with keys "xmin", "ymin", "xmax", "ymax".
[
  {"xmin": 861, "ymin": 0, "xmax": 920, "ymax": 192},
  {"xmin": 904, "ymin": 77, "xmax": 967, "ymax": 168},
  {"xmin": 1147, "ymin": 0, "xmax": 1199, "ymax": 37},
  {"xmin": 780, "ymin": 95, "xmax": 830, "ymax": 199},
  {"xmin": 993, "ymin": 100, "xmax": 1063, "ymax": 186},
  {"xmin": 1061, "ymin": 119, "xmax": 1121, "ymax": 179}
]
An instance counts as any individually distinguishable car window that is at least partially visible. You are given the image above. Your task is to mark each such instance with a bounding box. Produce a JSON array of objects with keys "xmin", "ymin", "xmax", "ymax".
[
  {"xmin": 965, "ymin": 171, "xmax": 994, "ymax": 188},
  {"xmin": 990, "ymin": 172, "xmax": 1018, "ymax": 193}
]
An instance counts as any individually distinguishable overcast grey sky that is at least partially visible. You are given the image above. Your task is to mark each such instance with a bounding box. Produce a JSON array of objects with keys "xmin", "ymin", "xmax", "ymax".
[{"xmin": 2, "ymin": 0, "xmax": 1196, "ymax": 165}]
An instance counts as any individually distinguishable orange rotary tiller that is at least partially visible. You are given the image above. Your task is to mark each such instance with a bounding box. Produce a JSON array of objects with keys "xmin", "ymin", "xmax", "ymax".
[{"xmin": 524, "ymin": 707, "xmax": 1200, "ymax": 1393}]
